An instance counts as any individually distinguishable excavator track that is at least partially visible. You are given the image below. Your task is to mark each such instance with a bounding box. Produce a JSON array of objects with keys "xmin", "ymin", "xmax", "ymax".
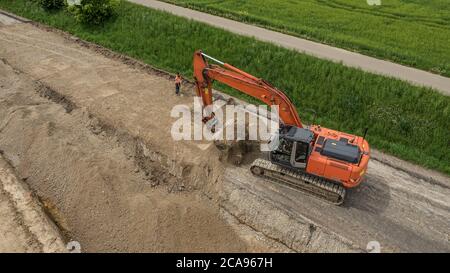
[{"xmin": 250, "ymin": 158, "xmax": 346, "ymax": 205}]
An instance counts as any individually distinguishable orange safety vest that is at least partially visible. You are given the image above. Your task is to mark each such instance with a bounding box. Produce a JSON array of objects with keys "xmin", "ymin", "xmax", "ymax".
[{"xmin": 175, "ymin": 75, "xmax": 182, "ymax": 85}]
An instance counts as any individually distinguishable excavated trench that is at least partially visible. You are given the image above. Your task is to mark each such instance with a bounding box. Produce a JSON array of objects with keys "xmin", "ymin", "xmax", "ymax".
[{"xmin": 0, "ymin": 57, "xmax": 290, "ymax": 252}]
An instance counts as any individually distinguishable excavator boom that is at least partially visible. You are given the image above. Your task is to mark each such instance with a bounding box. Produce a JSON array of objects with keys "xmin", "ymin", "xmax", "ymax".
[{"xmin": 193, "ymin": 50, "xmax": 303, "ymax": 128}]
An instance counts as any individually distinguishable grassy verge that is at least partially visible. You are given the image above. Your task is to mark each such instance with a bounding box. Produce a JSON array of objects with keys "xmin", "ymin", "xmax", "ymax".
[
  {"xmin": 162, "ymin": 0, "xmax": 450, "ymax": 77},
  {"xmin": 0, "ymin": 0, "xmax": 449, "ymax": 175}
]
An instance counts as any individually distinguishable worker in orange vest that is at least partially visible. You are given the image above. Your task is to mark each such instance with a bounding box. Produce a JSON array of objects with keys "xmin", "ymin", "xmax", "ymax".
[{"xmin": 175, "ymin": 72, "xmax": 182, "ymax": 95}]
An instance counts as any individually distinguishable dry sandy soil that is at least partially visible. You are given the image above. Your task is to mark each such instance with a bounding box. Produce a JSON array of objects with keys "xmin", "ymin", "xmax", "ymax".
[
  {"xmin": 0, "ymin": 14, "xmax": 66, "ymax": 253},
  {"xmin": 0, "ymin": 154, "xmax": 66, "ymax": 253},
  {"xmin": 0, "ymin": 16, "xmax": 448, "ymax": 252},
  {"xmin": 0, "ymin": 16, "xmax": 285, "ymax": 252},
  {"xmin": 0, "ymin": 45, "xmax": 282, "ymax": 253}
]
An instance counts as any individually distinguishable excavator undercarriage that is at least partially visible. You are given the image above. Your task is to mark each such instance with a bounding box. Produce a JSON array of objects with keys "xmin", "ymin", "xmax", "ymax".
[{"xmin": 250, "ymin": 159, "xmax": 346, "ymax": 205}]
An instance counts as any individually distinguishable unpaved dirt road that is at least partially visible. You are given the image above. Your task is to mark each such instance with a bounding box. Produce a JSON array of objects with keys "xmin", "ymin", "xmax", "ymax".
[
  {"xmin": 223, "ymin": 157, "xmax": 450, "ymax": 252},
  {"xmin": 0, "ymin": 18, "xmax": 448, "ymax": 252},
  {"xmin": 0, "ymin": 18, "xmax": 286, "ymax": 252},
  {"xmin": 130, "ymin": 0, "xmax": 450, "ymax": 95},
  {"xmin": 0, "ymin": 12, "xmax": 66, "ymax": 254}
]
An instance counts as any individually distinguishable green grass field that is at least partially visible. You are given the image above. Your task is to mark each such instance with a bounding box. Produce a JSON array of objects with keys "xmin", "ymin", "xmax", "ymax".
[
  {"xmin": 163, "ymin": 0, "xmax": 450, "ymax": 77},
  {"xmin": 0, "ymin": 0, "xmax": 449, "ymax": 175}
]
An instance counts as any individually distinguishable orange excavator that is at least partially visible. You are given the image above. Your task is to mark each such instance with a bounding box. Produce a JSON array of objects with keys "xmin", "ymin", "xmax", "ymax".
[{"xmin": 193, "ymin": 50, "xmax": 370, "ymax": 204}]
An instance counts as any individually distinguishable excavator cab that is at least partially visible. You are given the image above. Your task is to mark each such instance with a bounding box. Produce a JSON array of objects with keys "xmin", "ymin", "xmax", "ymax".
[{"xmin": 270, "ymin": 126, "xmax": 315, "ymax": 170}]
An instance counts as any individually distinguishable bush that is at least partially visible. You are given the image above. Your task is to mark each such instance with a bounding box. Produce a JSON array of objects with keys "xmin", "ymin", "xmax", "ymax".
[
  {"xmin": 39, "ymin": 0, "xmax": 65, "ymax": 10},
  {"xmin": 70, "ymin": 0, "xmax": 119, "ymax": 25}
]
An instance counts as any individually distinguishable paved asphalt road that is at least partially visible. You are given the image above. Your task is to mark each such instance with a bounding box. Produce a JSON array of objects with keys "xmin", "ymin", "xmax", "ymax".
[{"xmin": 130, "ymin": 0, "xmax": 450, "ymax": 96}]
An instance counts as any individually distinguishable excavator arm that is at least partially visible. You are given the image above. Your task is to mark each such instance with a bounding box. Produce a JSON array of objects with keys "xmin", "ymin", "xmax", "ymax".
[{"xmin": 193, "ymin": 50, "xmax": 303, "ymax": 128}]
